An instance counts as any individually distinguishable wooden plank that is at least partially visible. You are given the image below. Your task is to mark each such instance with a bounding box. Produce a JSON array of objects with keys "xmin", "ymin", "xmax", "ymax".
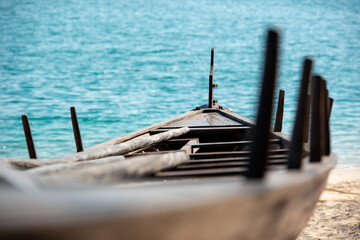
[
  {"xmin": 187, "ymin": 154, "xmax": 288, "ymax": 164},
  {"xmin": 247, "ymin": 29, "xmax": 279, "ymax": 179},
  {"xmin": 190, "ymin": 149, "xmax": 289, "ymax": 159},
  {"xmin": 274, "ymin": 89, "xmax": 285, "ymax": 132},
  {"xmin": 176, "ymin": 159, "xmax": 287, "ymax": 170},
  {"xmin": 180, "ymin": 139, "xmax": 199, "ymax": 154},
  {"xmin": 85, "ymin": 109, "xmax": 201, "ymax": 150},
  {"xmin": 155, "ymin": 167, "xmax": 247, "ymax": 177},
  {"xmin": 288, "ymin": 58, "xmax": 312, "ymax": 169},
  {"xmin": 28, "ymin": 127, "xmax": 190, "ymax": 166},
  {"xmin": 191, "ymin": 139, "xmax": 282, "ymax": 149},
  {"xmin": 38, "ymin": 152, "xmax": 190, "ymax": 186},
  {"xmin": 160, "ymin": 125, "xmax": 245, "ymax": 129},
  {"xmin": 150, "ymin": 126, "xmax": 251, "ymax": 134},
  {"xmin": 125, "ymin": 150, "xmax": 184, "ymax": 157}
]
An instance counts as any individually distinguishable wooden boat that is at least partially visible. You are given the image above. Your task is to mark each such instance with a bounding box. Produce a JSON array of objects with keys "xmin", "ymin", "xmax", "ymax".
[{"xmin": 0, "ymin": 29, "xmax": 336, "ymax": 239}]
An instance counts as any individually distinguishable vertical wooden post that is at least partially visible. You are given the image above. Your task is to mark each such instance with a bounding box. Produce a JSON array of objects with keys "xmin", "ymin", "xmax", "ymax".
[
  {"xmin": 303, "ymin": 94, "xmax": 311, "ymax": 143},
  {"xmin": 288, "ymin": 58, "xmax": 313, "ymax": 169},
  {"xmin": 328, "ymin": 97, "xmax": 334, "ymax": 121},
  {"xmin": 208, "ymin": 48, "xmax": 215, "ymax": 108},
  {"xmin": 210, "ymin": 48, "xmax": 214, "ymax": 75},
  {"xmin": 274, "ymin": 89, "xmax": 285, "ymax": 132},
  {"xmin": 310, "ymin": 75, "xmax": 325, "ymax": 162},
  {"xmin": 322, "ymin": 80, "xmax": 330, "ymax": 156},
  {"xmin": 208, "ymin": 74, "xmax": 214, "ymax": 108},
  {"xmin": 247, "ymin": 29, "xmax": 279, "ymax": 178},
  {"xmin": 21, "ymin": 115, "xmax": 37, "ymax": 159},
  {"xmin": 70, "ymin": 106, "xmax": 84, "ymax": 152}
]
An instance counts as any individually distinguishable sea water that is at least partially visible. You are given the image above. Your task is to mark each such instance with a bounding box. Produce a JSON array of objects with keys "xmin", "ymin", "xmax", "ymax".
[{"xmin": 1, "ymin": 0, "xmax": 359, "ymax": 165}]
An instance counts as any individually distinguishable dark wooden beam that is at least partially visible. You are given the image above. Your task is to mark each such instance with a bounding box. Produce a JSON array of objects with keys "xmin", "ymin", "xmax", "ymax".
[
  {"xmin": 328, "ymin": 97, "xmax": 334, "ymax": 121},
  {"xmin": 70, "ymin": 106, "xmax": 84, "ymax": 152},
  {"xmin": 190, "ymin": 149, "xmax": 289, "ymax": 159},
  {"xmin": 322, "ymin": 80, "xmax": 330, "ymax": 156},
  {"xmin": 210, "ymin": 48, "xmax": 214, "ymax": 75},
  {"xmin": 191, "ymin": 139, "xmax": 282, "ymax": 149},
  {"xmin": 310, "ymin": 75, "xmax": 325, "ymax": 162},
  {"xmin": 288, "ymin": 58, "xmax": 313, "ymax": 169},
  {"xmin": 21, "ymin": 115, "xmax": 37, "ymax": 159},
  {"xmin": 247, "ymin": 29, "xmax": 279, "ymax": 178},
  {"xmin": 303, "ymin": 94, "xmax": 311, "ymax": 143},
  {"xmin": 274, "ymin": 89, "xmax": 285, "ymax": 132},
  {"xmin": 176, "ymin": 159, "xmax": 287, "ymax": 170},
  {"xmin": 208, "ymin": 48, "xmax": 215, "ymax": 108},
  {"xmin": 187, "ymin": 154, "xmax": 288, "ymax": 164},
  {"xmin": 150, "ymin": 126, "xmax": 251, "ymax": 134}
]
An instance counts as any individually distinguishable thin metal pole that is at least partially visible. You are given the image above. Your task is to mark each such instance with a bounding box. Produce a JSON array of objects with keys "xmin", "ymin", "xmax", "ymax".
[
  {"xmin": 21, "ymin": 114, "xmax": 37, "ymax": 159},
  {"xmin": 288, "ymin": 58, "xmax": 313, "ymax": 169},
  {"xmin": 274, "ymin": 89, "xmax": 285, "ymax": 132},
  {"xmin": 247, "ymin": 29, "xmax": 279, "ymax": 178},
  {"xmin": 70, "ymin": 106, "xmax": 84, "ymax": 152}
]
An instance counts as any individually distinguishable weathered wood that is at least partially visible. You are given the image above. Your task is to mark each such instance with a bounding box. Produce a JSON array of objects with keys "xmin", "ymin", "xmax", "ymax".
[
  {"xmin": 191, "ymin": 139, "xmax": 282, "ymax": 149},
  {"xmin": 190, "ymin": 149, "xmax": 289, "ymax": 159},
  {"xmin": 274, "ymin": 89, "xmax": 285, "ymax": 132},
  {"xmin": 38, "ymin": 151, "xmax": 189, "ymax": 186},
  {"xmin": 0, "ymin": 155, "xmax": 336, "ymax": 240},
  {"xmin": 328, "ymin": 97, "xmax": 334, "ymax": 120},
  {"xmin": 156, "ymin": 167, "xmax": 247, "ymax": 177},
  {"xmin": 210, "ymin": 48, "xmax": 214, "ymax": 75},
  {"xmin": 310, "ymin": 76, "xmax": 324, "ymax": 162},
  {"xmin": 8, "ymin": 127, "xmax": 189, "ymax": 168},
  {"xmin": 27, "ymin": 156, "xmax": 126, "ymax": 176},
  {"xmin": 70, "ymin": 106, "xmax": 84, "ymax": 152},
  {"xmin": 288, "ymin": 58, "xmax": 313, "ymax": 169},
  {"xmin": 85, "ymin": 109, "xmax": 201, "ymax": 150},
  {"xmin": 0, "ymin": 161, "xmax": 39, "ymax": 193},
  {"xmin": 160, "ymin": 124, "xmax": 245, "ymax": 129},
  {"xmin": 177, "ymin": 159, "xmax": 287, "ymax": 170},
  {"xmin": 187, "ymin": 154, "xmax": 288, "ymax": 164},
  {"xmin": 21, "ymin": 115, "xmax": 37, "ymax": 159},
  {"xmin": 208, "ymin": 74, "xmax": 214, "ymax": 108},
  {"xmin": 180, "ymin": 138, "xmax": 199, "ymax": 154},
  {"xmin": 303, "ymin": 94, "xmax": 311, "ymax": 143},
  {"xmin": 247, "ymin": 29, "xmax": 279, "ymax": 178},
  {"xmin": 151, "ymin": 126, "xmax": 251, "ymax": 134},
  {"xmin": 322, "ymin": 80, "xmax": 330, "ymax": 156}
]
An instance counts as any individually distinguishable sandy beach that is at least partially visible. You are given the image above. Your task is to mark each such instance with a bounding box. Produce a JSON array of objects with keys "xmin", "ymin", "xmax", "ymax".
[{"xmin": 297, "ymin": 166, "xmax": 360, "ymax": 239}]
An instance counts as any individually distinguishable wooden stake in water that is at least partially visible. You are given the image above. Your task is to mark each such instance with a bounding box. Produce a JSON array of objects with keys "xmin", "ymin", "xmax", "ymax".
[
  {"xmin": 22, "ymin": 115, "xmax": 37, "ymax": 159},
  {"xmin": 71, "ymin": 106, "xmax": 84, "ymax": 152}
]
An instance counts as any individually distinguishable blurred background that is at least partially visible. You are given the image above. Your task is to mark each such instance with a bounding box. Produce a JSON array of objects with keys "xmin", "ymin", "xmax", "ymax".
[{"xmin": 0, "ymin": 0, "xmax": 359, "ymax": 165}]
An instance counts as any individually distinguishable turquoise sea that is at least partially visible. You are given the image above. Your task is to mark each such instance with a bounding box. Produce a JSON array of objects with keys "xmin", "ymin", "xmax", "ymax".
[{"xmin": 1, "ymin": 0, "xmax": 359, "ymax": 165}]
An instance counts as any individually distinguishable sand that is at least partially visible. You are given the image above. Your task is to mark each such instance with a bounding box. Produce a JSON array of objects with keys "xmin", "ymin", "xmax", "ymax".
[{"xmin": 297, "ymin": 166, "xmax": 360, "ymax": 239}]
